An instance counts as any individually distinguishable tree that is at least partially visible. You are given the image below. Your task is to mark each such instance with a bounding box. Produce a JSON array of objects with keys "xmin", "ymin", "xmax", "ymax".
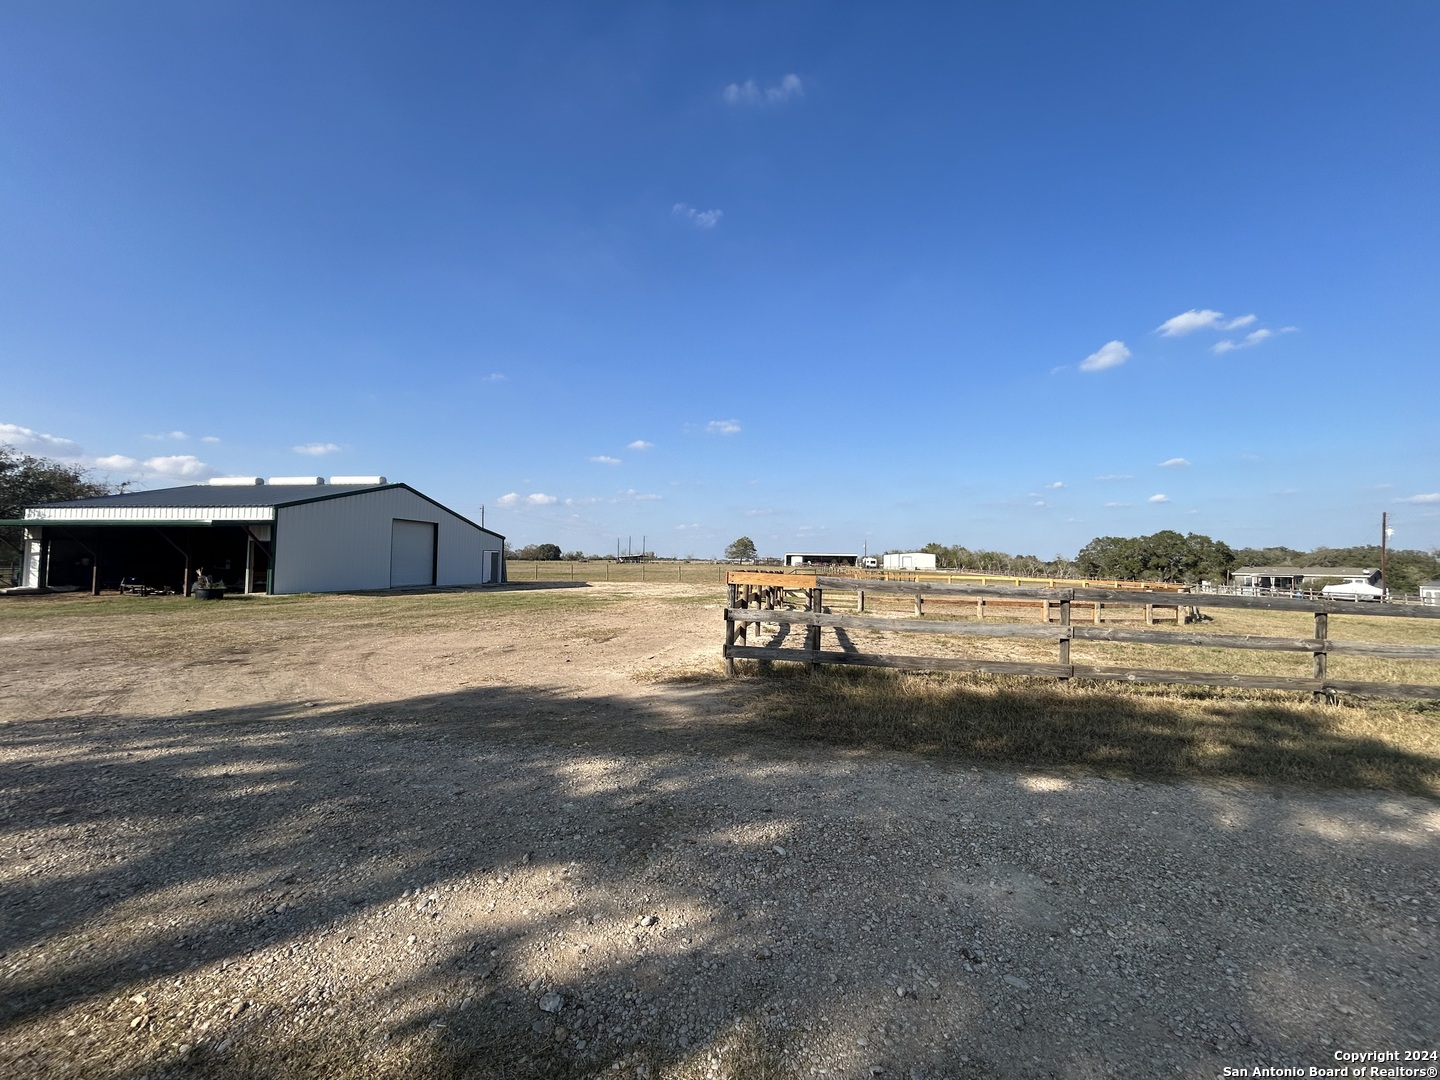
[
  {"xmin": 1076, "ymin": 530, "xmax": 1234, "ymax": 584},
  {"xmin": 1, "ymin": 446, "xmax": 111, "ymax": 558},
  {"xmin": 1, "ymin": 445, "xmax": 109, "ymax": 521},
  {"xmin": 725, "ymin": 536, "xmax": 757, "ymax": 561}
]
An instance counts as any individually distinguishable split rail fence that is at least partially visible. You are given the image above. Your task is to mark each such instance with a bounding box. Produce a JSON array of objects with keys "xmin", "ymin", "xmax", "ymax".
[{"xmin": 722, "ymin": 572, "xmax": 1440, "ymax": 701}]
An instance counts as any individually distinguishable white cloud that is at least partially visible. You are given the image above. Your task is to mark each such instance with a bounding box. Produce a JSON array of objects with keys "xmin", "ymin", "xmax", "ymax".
[
  {"xmin": 496, "ymin": 492, "xmax": 520, "ymax": 507},
  {"xmin": 1159, "ymin": 457, "xmax": 1190, "ymax": 468},
  {"xmin": 627, "ymin": 439, "xmax": 654, "ymax": 451},
  {"xmin": 200, "ymin": 435, "xmax": 221, "ymax": 444},
  {"xmin": 706, "ymin": 419, "xmax": 742, "ymax": 435},
  {"xmin": 526, "ymin": 493, "xmax": 558, "ymax": 506},
  {"xmin": 0, "ymin": 422, "xmax": 82, "ymax": 456},
  {"xmin": 723, "ymin": 74, "xmax": 804, "ymax": 107},
  {"xmin": 1279, "ymin": 325, "xmax": 1299, "ymax": 334},
  {"xmin": 1148, "ymin": 494, "xmax": 1170, "ymax": 503},
  {"xmin": 1033, "ymin": 500, "xmax": 1046, "ymax": 508},
  {"xmin": 1212, "ymin": 328, "xmax": 1273, "ymax": 355},
  {"xmin": 672, "ymin": 203, "xmax": 723, "ymax": 229},
  {"xmin": 483, "ymin": 373, "xmax": 506, "ymax": 382},
  {"xmin": 93, "ymin": 454, "xmax": 211, "ymax": 483},
  {"xmin": 1095, "ymin": 473, "xmax": 1133, "ymax": 481},
  {"xmin": 1157, "ymin": 309, "xmax": 1225, "ymax": 336},
  {"xmin": 589, "ymin": 455, "xmax": 621, "ymax": 466},
  {"xmin": 1045, "ymin": 481, "xmax": 1064, "ymax": 489},
  {"xmin": 1223, "ymin": 314, "xmax": 1257, "ymax": 330},
  {"xmin": 1104, "ymin": 501, "xmax": 1130, "ymax": 508},
  {"xmin": 294, "ymin": 442, "xmax": 342, "ymax": 456},
  {"xmin": 1079, "ymin": 340, "xmax": 1130, "ymax": 372},
  {"xmin": 144, "ymin": 430, "xmax": 190, "ymax": 441},
  {"xmin": 616, "ymin": 488, "xmax": 662, "ymax": 502},
  {"xmin": 1398, "ymin": 493, "xmax": 1440, "ymax": 504}
]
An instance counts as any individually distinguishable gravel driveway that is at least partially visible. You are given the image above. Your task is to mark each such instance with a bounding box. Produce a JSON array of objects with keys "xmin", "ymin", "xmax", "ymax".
[{"xmin": 1, "ymin": 584, "xmax": 1436, "ymax": 1079}]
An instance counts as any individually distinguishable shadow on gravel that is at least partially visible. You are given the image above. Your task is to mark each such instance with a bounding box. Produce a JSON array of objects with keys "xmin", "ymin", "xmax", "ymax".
[{"xmin": 2, "ymin": 679, "xmax": 1436, "ymax": 1079}]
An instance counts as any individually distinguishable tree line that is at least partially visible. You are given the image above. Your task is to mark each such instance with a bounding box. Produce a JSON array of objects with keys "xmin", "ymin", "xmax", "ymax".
[{"xmin": 919, "ymin": 531, "xmax": 1439, "ymax": 591}]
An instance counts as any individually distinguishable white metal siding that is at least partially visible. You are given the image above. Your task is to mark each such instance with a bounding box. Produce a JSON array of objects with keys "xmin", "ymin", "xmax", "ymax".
[
  {"xmin": 271, "ymin": 488, "xmax": 499, "ymax": 593},
  {"xmin": 21, "ymin": 529, "xmax": 42, "ymax": 588},
  {"xmin": 390, "ymin": 520, "xmax": 436, "ymax": 586},
  {"xmin": 23, "ymin": 505, "xmax": 273, "ymax": 523}
]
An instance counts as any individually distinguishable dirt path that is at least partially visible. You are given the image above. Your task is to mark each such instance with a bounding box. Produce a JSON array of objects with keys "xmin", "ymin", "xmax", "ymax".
[{"xmin": 1, "ymin": 584, "xmax": 1436, "ymax": 1079}]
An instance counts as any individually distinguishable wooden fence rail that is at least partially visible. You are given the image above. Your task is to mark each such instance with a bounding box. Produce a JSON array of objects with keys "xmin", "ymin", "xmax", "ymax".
[{"xmin": 722, "ymin": 573, "xmax": 1440, "ymax": 701}]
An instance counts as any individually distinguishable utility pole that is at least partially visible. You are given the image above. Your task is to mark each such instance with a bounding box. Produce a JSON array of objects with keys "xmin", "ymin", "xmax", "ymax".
[{"xmin": 1380, "ymin": 512, "xmax": 1389, "ymax": 596}]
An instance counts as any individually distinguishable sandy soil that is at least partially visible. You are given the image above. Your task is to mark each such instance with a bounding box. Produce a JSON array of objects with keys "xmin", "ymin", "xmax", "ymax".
[{"xmin": 0, "ymin": 582, "xmax": 1436, "ymax": 1079}]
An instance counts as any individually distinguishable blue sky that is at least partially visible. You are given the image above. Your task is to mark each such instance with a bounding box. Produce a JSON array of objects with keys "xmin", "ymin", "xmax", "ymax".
[{"xmin": 3, "ymin": 3, "xmax": 1437, "ymax": 558}]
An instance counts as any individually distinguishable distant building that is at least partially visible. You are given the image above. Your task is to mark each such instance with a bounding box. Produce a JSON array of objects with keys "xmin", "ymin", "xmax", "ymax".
[
  {"xmin": 1419, "ymin": 581, "xmax": 1440, "ymax": 606},
  {"xmin": 882, "ymin": 552, "xmax": 937, "ymax": 571},
  {"xmin": 1229, "ymin": 566, "xmax": 1380, "ymax": 591},
  {"xmin": 784, "ymin": 552, "xmax": 859, "ymax": 567}
]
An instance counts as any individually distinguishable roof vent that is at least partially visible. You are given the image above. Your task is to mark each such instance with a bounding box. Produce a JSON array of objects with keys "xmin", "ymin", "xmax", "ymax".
[
  {"xmin": 209, "ymin": 476, "xmax": 265, "ymax": 486},
  {"xmin": 329, "ymin": 475, "xmax": 388, "ymax": 485},
  {"xmin": 267, "ymin": 476, "xmax": 325, "ymax": 485}
]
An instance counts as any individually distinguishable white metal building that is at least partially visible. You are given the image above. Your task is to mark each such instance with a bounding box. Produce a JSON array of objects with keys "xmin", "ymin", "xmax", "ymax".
[
  {"xmin": 1419, "ymin": 581, "xmax": 1440, "ymax": 606},
  {"xmin": 882, "ymin": 552, "xmax": 937, "ymax": 571},
  {"xmin": 12, "ymin": 477, "xmax": 506, "ymax": 595}
]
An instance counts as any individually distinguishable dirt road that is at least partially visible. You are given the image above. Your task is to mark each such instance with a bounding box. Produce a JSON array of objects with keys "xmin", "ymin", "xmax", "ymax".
[{"xmin": 1, "ymin": 583, "xmax": 1436, "ymax": 1079}]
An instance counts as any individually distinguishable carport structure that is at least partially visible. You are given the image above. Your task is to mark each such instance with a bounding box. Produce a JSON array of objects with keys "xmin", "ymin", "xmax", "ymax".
[{"xmin": 9, "ymin": 477, "xmax": 506, "ymax": 595}]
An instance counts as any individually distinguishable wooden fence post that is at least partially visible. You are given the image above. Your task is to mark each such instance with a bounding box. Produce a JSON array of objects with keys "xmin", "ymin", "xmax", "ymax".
[
  {"xmin": 806, "ymin": 587, "xmax": 822, "ymax": 669},
  {"xmin": 1058, "ymin": 595, "xmax": 1072, "ymax": 681},
  {"xmin": 1093, "ymin": 602, "xmax": 1102, "ymax": 625},
  {"xmin": 724, "ymin": 582, "xmax": 738, "ymax": 676},
  {"xmin": 857, "ymin": 589, "xmax": 865, "ymax": 613},
  {"xmin": 1040, "ymin": 599, "xmax": 1050, "ymax": 624},
  {"xmin": 1144, "ymin": 603, "xmax": 1154, "ymax": 626},
  {"xmin": 914, "ymin": 593, "xmax": 924, "ymax": 616},
  {"xmin": 1313, "ymin": 611, "xmax": 1328, "ymax": 700}
]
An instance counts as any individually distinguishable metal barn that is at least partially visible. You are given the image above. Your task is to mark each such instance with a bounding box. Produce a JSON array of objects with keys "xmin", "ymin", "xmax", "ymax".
[{"xmin": 11, "ymin": 477, "xmax": 506, "ymax": 595}]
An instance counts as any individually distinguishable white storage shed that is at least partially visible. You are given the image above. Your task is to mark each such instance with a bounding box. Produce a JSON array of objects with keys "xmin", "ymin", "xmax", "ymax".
[
  {"xmin": 1419, "ymin": 581, "xmax": 1440, "ymax": 607},
  {"xmin": 882, "ymin": 552, "xmax": 937, "ymax": 571},
  {"xmin": 12, "ymin": 477, "xmax": 506, "ymax": 595}
]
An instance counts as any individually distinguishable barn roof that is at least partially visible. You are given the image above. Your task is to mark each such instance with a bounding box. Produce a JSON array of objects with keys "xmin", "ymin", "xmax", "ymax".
[{"xmin": 16, "ymin": 482, "xmax": 503, "ymax": 539}]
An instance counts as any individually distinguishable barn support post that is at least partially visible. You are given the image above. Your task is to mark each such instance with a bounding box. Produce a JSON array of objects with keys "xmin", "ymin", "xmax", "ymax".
[{"xmin": 153, "ymin": 528, "xmax": 192, "ymax": 596}]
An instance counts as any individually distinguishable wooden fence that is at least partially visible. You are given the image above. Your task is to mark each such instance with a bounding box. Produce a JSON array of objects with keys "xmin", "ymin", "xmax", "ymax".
[{"xmin": 722, "ymin": 572, "xmax": 1440, "ymax": 701}]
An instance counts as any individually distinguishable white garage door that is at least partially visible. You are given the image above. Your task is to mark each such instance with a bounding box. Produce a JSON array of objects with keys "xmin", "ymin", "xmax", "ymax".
[{"xmin": 390, "ymin": 519, "xmax": 436, "ymax": 587}]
